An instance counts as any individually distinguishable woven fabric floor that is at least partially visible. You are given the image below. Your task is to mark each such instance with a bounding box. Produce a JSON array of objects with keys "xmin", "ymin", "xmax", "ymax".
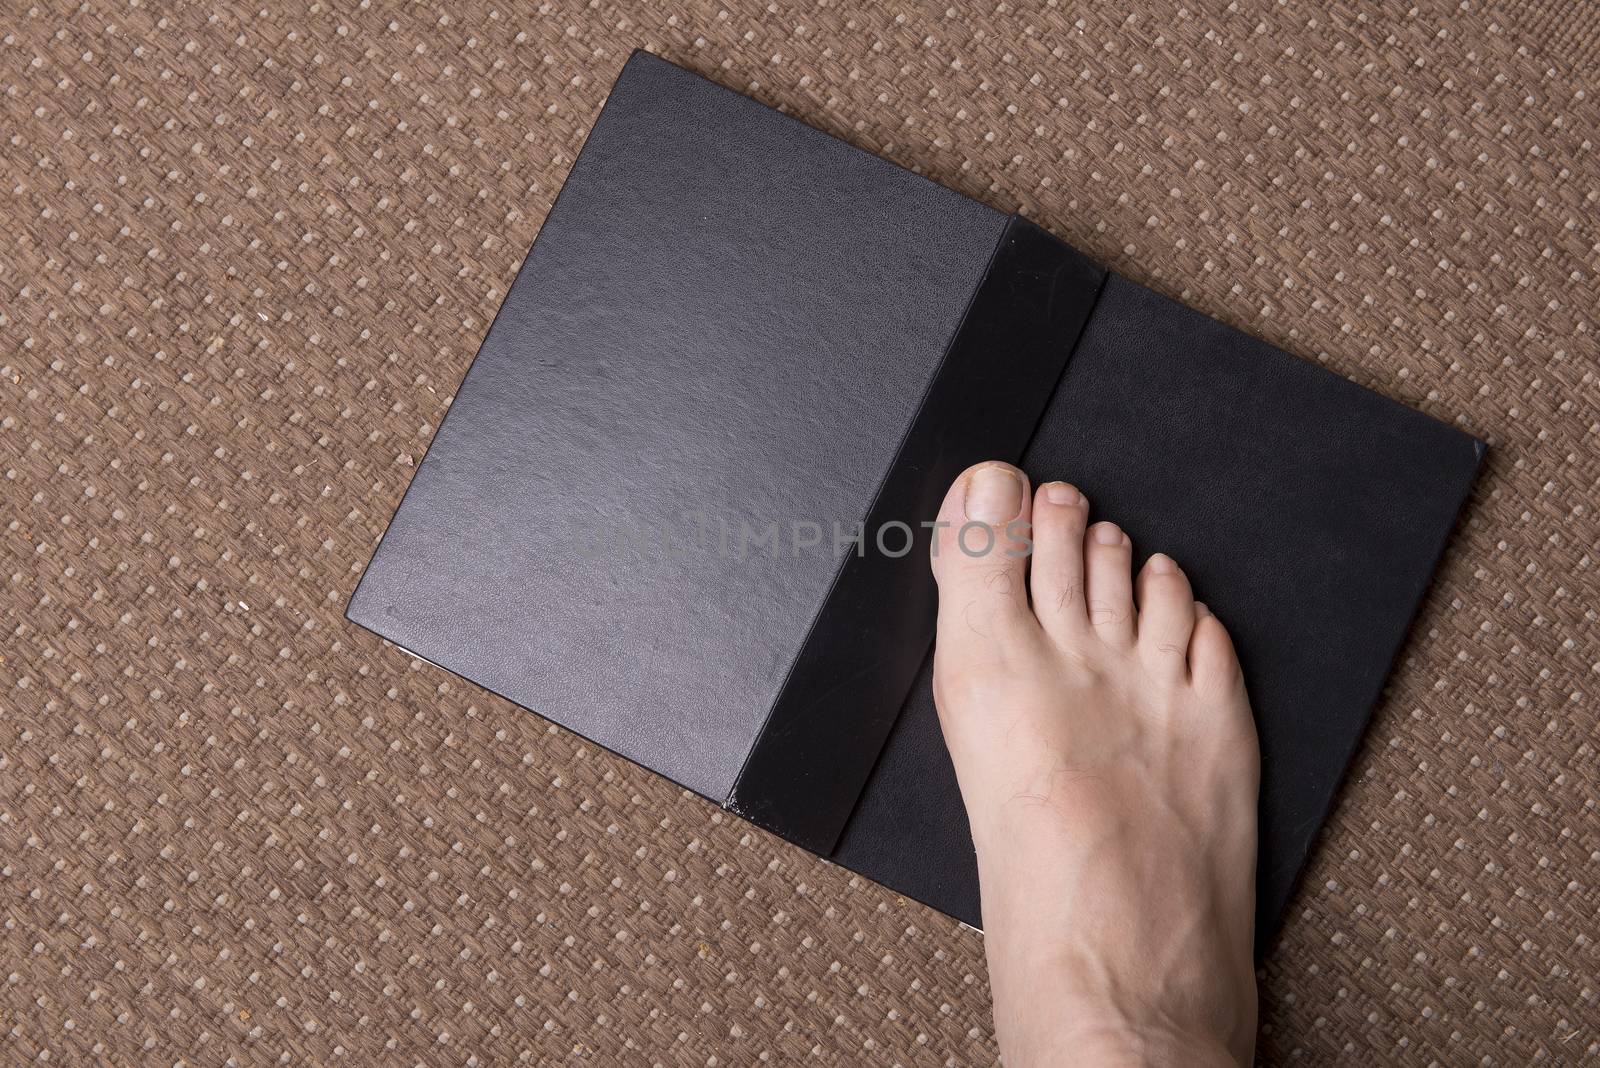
[{"xmin": 3, "ymin": 2, "xmax": 1596, "ymax": 1064}]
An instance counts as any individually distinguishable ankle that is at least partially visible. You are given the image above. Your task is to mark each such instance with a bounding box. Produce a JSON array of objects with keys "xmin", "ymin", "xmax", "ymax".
[
  {"xmin": 1035, "ymin": 1023, "xmax": 1244, "ymax": 1068},
  {"xmin": 986, "ymin": 942, "xmax": 1253, "ymax": 1068}
]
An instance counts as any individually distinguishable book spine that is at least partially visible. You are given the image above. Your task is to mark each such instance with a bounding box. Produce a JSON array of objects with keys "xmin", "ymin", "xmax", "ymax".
[{"xmin": 728, "ymin": 217, "xmax": 1108, "ymax": 853}]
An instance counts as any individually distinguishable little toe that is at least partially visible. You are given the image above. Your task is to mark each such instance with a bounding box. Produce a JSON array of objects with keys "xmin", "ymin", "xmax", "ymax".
[
  {"xmin": 1135, "ymin": 553, "xmax": 1196, "ymax": 676},
  {"xmin": 1189, "ymin": 611, "xmax": 1245, "ymax": 697},
  {"xmin": 930, "ymin": 461, "xmax": 1038, "ymax": 642},
  {"xmin": 1083, "ymin": 520, "xmax": 1136, "ymax": 648},
  {"xmin": 1029, "ymin": 482, "xmax": 1090, "ymax": 644}
]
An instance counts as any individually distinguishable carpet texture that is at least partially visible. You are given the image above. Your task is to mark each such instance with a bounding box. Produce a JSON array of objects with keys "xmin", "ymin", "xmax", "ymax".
[{"xmin": 3, "ymin": 2, "xmax": 1596, "ymax": 1064}]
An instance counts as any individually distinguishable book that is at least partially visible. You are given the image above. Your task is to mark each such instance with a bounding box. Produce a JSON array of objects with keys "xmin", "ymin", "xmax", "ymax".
[{"xmin": 346, "ymin": 50, "xmax": 1482, "ymax": 953}]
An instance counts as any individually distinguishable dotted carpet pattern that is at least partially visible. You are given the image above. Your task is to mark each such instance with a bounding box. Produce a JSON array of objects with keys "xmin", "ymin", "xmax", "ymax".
[{"xmin": 2, "ymin": 1, "xmax": 1596, "ymax": 1064}]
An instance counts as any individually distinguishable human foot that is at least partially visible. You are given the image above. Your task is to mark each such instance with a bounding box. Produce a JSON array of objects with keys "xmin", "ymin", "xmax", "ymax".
[{"xmin": 930, "ymin": 462, "xmax": 1259, "ymax": 1068}]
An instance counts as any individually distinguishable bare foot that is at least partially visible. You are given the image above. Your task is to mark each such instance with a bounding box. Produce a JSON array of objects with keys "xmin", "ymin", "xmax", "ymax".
[{"xmin": 930, "ymin": 461, "xmax": 1259, "ymax": 1068}]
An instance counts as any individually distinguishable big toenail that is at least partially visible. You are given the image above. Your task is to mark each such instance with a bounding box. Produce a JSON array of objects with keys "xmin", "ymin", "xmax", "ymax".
[
  {"xmin": 1149, "ymin": 553, "xmax": 1177, "ymax": 574},
  {"xmin": 1044, "ymin": 482, "xmax": 1080, "ymax": 506},
  {"xmin": 1092, "ymin": 522, "xmax": 1122, "ymax": 545},
  {"xmin": 966, "ymin": 465, "xmax": 1023, "ymax": 524}
]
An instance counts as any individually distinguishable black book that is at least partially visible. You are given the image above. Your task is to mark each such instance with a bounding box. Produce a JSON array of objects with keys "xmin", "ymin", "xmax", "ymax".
[{"xmin": 347, "ymin": 50, "xmax": 1482, "ymax": 953}]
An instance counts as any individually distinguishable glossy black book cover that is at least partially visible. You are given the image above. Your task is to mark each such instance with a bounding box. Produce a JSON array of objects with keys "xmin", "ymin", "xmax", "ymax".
[{"xmin": 347, "ymin": 50, "xmax": 1482, "ymax": 952}]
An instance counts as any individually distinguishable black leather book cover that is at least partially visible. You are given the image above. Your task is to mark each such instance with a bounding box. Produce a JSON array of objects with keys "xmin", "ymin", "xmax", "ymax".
[{"xmin": 347, "ymin": 50, "xmax": 1482, "ymax": 951}]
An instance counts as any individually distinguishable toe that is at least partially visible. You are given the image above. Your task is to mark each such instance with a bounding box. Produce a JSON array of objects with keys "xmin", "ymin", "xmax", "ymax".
[
  {"xmin": 1189, "ymin": 612, "xmax": 1244, "ymax": 696},
  {"xmin": 930, "ymin": 461, "xmax": 1038, "ymax": 641},
  {"xmin": 1135, "ymin": 553, "xmax": 1196, "ymax": 676},
  {"xmin": 1029, "ymin": 481, "xmax": 1090, "ymax": 644},
  {"xmin": 1083, "ymin": 520, "xmax": 1136, "ymax": 648}
]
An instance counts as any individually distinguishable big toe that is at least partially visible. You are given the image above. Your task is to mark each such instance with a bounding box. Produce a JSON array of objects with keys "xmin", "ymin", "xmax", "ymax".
[{"xmin": 930, "ymin": 461, "xmax": 1037, "ymax": 642}]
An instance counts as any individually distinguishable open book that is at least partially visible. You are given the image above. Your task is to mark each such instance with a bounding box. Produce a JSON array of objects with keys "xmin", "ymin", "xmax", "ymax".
[{"xmin": 347, "ymin": 50, "xmax": 1481, "ymax": 954}]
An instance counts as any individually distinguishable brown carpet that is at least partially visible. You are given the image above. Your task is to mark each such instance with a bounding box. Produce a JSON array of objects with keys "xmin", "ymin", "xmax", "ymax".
[{"xmin": 3, "ymin": 1, "xmax": 1596, "ymax": 1063}]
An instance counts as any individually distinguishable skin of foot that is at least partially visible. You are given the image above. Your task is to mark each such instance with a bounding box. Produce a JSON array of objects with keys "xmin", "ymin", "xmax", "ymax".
[{"xmin": 930, "ymin": 461, "xmax": 1260, "ymax": 1068}]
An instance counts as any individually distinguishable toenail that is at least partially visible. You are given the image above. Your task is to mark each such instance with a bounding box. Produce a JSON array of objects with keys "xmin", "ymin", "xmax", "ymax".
[
  {"xmin": 966, "ymin": 465, "xmax": 1023, "ymax": 524},
  {"xmin": 1043, "ymin": 482, "xmax": 1080, "ymax": 506},
  {"xmin": 1148, "ymin": 553, "xmax": 1177, "ymax": 574},
  {"xmin": 1092, "ymin": 522, "xmax": 1122, "ymax": 545}
]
